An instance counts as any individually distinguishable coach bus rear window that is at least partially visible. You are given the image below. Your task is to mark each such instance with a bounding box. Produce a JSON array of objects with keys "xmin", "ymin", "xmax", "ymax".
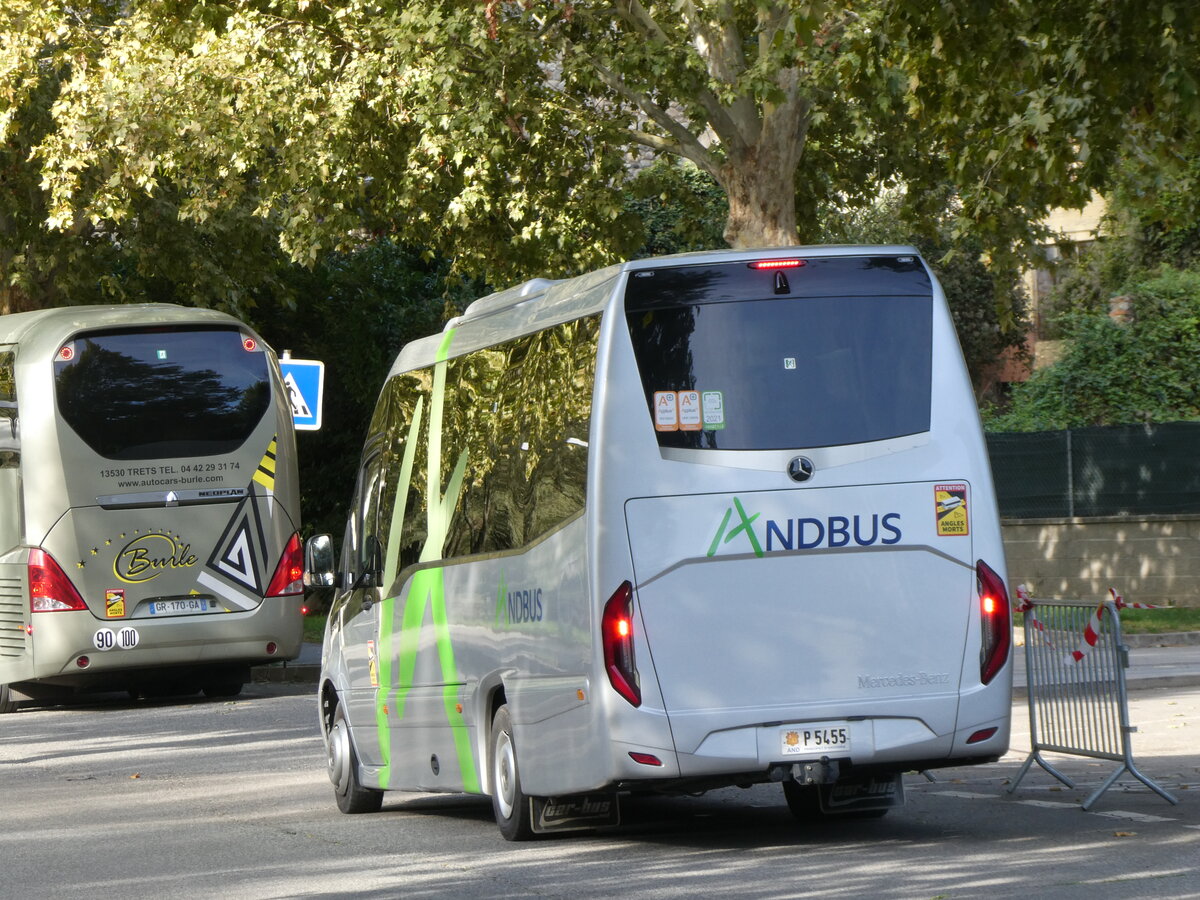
[
  {"xmin": 54, "ymin": 327, "xmax": 271, "ymax": 459},
  {"xmin": 625, "ymin": 257, "xmax": 933, "ymax": 450}
]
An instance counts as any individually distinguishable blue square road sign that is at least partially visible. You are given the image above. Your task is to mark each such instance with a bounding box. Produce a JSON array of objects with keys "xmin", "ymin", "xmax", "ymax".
[{"xmin": 279, "ymin": 358, "xmax": 325, "ymax": 431}]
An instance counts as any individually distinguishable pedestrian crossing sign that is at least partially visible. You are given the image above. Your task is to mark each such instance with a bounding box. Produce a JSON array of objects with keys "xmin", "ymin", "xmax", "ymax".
[{"xmin": 279, "ymin": 357, "xmax": 325, "ymax": 431}]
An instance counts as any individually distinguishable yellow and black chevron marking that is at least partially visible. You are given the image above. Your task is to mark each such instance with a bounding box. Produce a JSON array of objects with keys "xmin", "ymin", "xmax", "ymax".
[{"xmin": 253, "ymin": 435, "xmax": 278, "ymax": 491}]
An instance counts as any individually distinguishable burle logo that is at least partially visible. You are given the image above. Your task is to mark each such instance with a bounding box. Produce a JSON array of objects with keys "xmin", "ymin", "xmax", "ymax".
[
  {"xmin": 114, "ymin": 532, "xmax": 198, "ymax": 584},
  {"xmin": 708, "ymin": 498, "xmax": 904, "ymax": 558},
  {"xmin": 707, "ymin": 497, "xmax": 764, "ymax": 558}
]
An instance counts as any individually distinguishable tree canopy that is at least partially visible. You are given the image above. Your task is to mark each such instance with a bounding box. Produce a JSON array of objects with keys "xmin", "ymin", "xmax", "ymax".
[{"xmin": 3, "ymin": 0, "xmax": 1197, "ymax": 293}]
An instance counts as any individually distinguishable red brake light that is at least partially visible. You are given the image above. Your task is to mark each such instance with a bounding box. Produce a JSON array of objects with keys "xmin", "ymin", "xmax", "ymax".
[
  {"xmin": 29, "ymin": 549, "xmax": 88, "ymax": 612},
  {"xmin": 978, "ymin": 559, "xmax": 1011, "ymax": 685},
  {"xmin": 242, "ymin": 336, "xmax": 258, "ymax": 352},
  {"xmin": 602, "ymin": 581, "xmax": 641, "ymax": 707},
  {"xmin": 748, "ymin": 259, "xmax": 806, "ymax": 270},
  {"xmin": 266, "ymin": 533, "xmax": 305, "ymax": 597}
]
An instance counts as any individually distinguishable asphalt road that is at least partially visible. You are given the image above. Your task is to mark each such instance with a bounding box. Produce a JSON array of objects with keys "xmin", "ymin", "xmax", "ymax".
[{"xmin": 1, "ymin": 683, "xmax": 1197, "ymax": 900}]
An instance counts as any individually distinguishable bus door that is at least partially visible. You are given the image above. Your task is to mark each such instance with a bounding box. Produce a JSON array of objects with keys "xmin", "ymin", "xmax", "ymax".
[{"xmin": 333, "ymin": 444, "xmax": 387, "ymax": 761}]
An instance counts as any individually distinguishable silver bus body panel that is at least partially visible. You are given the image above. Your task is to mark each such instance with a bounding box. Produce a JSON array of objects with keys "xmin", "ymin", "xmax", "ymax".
[
  {"xmin": 322, "ymin": 246, "xmax": 1011, "ymax": 806},
  {"xmin": 0, "ymin": 304, "xmax": 302, "ymax": 696}
]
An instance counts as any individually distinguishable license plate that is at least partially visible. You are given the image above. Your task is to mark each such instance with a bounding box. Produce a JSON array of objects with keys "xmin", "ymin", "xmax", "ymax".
[
  {"xmin": 148, "ymin": 598, "xmax": 211, "ymax": 616},
  {"xmin": 781, "ymin": 722, "xmax": 851, "ymax": 757}
]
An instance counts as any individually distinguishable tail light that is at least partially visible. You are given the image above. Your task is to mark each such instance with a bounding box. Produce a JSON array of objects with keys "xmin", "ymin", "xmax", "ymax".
[
  {"xmin": 29, "ymin": 549, "xmax": 88, "ymax": 612},
  {"xmin": 266, "ymin": 533, "xmax": 305, "ymax": 597},
  {"xmin": 602, "ymin": 581, "xmax": 641, "ymax": 707},
  {"xmin": 977, "ymin": 559, "xmax": 1011, "ymax": 685}
]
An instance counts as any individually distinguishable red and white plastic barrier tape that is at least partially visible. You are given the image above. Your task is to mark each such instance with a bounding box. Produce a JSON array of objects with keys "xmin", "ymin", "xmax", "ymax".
[
  {"xmin": 1108, "ymin": 587, "xmax": 1160, "ymax": 611},
  {"xmin": 1015, "ymin": 585, "xmax": 1054, "ymax": 647},
  {"xmin": 1015, "ymin": 585, "xmax": 1162, "ymax": 663},
  {"xmin": 1067, "ymin": 602, "xmax": 1107, "ymax": 663}
]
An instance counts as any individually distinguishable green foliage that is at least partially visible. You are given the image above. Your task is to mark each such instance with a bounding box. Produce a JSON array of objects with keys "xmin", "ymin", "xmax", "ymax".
[
  {"xmin": 624, "ymin": 160, "xmax": 728, "ymax": 258},
  {"xmin": 985, "ymin": 267, "xmax": 1200, "ymax": 431},
  {"xmin": 259, "ymin": 239, "xmax": 472, "ymax": 537},
  {"xmin": 885, "ymin": 1, "xmax": 1200, "ymax": 280}
]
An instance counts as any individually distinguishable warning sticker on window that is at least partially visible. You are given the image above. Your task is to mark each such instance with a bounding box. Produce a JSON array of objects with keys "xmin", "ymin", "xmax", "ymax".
[
  {"xmin": 678, "ymin": 390, "xmax": 702, "ymax": 431},
  {"xmin": 654, "ymin": 391, "xmax": 679, "ymax": 431},
  {"xmin": 934, "ymin": 484, "xmax": 969, "ymax": 536},
  {"xmin": 702, "ymin": 391, "xmax": 726, "ymax": 430}
]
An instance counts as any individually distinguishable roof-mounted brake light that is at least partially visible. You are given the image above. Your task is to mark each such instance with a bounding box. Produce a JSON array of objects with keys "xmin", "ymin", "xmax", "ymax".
[{"xmin": 748, "ymin": 259, "xmax": 806, "ymax": 270}]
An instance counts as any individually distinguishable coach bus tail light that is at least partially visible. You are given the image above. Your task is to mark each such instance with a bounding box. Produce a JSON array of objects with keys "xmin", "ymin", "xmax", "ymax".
[
  {"xmin": 603, "ymin": 581, "xmax": 641, "ymax": 707},
  {"xmin": 29, "ymin": 549, "xmax": 88, "ymax": 613},
  {"xmin": 266, "ymin": 533, "xmax": 305, "ymax": 597},
  {"xmin": 977, "ymin": 559, "xmax": 1011, "ymax": 685}
]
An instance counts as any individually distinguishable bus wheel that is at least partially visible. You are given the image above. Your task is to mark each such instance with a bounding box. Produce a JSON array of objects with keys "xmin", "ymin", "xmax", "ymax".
[
  {"xmin": 0, "ymin": 684, "xmax": 18, "ymax": 714},
  {"xmin": 490, "ymin": 705, "xmax": 534, "ymax": 841},
  {"xmin": 328, "ymin": 704, "xmax": 382, "ymax": 814}
]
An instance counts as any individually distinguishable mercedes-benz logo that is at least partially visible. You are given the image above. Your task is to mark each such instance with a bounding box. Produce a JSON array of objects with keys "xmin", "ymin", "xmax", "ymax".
[{"xmin": 787, "ymin": 456, "xmax": 815, "ymax": 483}]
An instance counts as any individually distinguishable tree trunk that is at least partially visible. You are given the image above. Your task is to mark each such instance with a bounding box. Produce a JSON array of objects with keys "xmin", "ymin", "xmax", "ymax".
[
  {"xmin": 718, "ymin": 148, "xmax": 800, "ymax": 248},
  {"xmin": 714, "ymin": 76, "xmax": 810, "ymax": 249}
]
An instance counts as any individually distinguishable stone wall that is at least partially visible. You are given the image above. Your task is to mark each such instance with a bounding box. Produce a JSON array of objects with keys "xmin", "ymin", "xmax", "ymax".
[{"xmin": 1002, "ymin": 515, "xmax": 1200, "ymax": 607}]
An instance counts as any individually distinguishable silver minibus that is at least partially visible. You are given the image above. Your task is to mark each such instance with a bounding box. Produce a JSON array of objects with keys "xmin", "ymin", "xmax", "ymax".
[
  {"xmin": 0, "ymin": 304, "xmax": 304, "ymax": 710},
  {"xmin": 308, "ymin": 246, "xmax": 1013, "ymax": 838}
]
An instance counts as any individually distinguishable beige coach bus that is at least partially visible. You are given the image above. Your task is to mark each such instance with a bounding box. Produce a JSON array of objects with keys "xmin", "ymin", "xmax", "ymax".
[{"xmin": 0, "ymin": 305, "xmax": 304, "ymax": 711}]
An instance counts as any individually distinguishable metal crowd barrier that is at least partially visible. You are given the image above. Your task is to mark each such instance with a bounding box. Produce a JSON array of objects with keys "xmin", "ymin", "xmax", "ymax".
[{"xmin": 1008, "ymin": 598, "xmax": 1178, "ymax": 810}]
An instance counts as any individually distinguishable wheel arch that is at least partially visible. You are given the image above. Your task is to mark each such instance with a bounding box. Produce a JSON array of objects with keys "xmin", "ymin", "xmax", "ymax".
[
  {"xmin": 319, "ymin": 678, "xmax": 341, "ymax": 738},
  {"xmin": 477, "ymin": 676, "xmax": 508, "ymax": 797}
]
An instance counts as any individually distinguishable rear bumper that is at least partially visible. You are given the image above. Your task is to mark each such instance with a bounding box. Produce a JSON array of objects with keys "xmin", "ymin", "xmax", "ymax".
[{"xmin": 4, "ymin": 595, "xmax": 303, "ymax": 687}]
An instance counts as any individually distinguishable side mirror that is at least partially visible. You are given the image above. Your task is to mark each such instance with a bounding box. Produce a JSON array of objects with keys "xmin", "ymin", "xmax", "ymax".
[{"xmin": 304, "ymin": 534, "xmax": 335, "ymax": 588}]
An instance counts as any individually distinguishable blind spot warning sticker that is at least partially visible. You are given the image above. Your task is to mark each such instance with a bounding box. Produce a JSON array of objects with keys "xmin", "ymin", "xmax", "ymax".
[
  {"xmin": 105, "ymin": 589, "xmax": 126, "ymax": 618},
  {"xmin": 702, "ymin": 391, "xmax": 726, "ymax": 430},
  {"xmin": 654, "ymin": 391, "xmax": 679, "ymax": 431},
  {"xmin": 935, "ymin": 484, "xmax": 969, "ymax": 536}
]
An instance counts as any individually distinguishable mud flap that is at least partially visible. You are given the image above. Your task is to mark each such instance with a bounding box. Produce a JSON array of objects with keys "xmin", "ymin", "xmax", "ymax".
[
  {"xmin": 818, "ymin": 774, "xmax": 905, "ymax": 814},
  {"xmin": 531, "ymin": 793, "xmax": 620, "ymax": 834}
]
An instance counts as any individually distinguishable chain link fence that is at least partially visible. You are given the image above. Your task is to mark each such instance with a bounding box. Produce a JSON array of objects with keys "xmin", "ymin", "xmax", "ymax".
[{"xmin": 986, "ymin": 422, "xmax": 1200, "ymax": 519}]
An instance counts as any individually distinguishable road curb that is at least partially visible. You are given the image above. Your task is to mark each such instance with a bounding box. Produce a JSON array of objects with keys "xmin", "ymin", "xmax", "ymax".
[{"xmin": 1123, "ymin": 631, "xmax": 1200, "ymax": 647}]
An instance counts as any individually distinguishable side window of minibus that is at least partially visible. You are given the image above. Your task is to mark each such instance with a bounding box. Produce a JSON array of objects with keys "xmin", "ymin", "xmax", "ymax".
[
  {"xmin": 0, "ymin": 349, "xmax": 18, "ymax": 554},
  {"xmin": 357, "ymin": 448, "xmax": 385, "ymax": 585},
  {"xmin": 339, "ymin": 444, "xmax": 384, "ymax": 590},
  {"xmin": 0, "ymin": 350, "xmax": 16, "ymax": 463}
]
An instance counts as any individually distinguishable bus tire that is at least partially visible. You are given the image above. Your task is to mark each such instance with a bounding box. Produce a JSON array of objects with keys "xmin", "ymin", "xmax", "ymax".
[
  {"xmin": 0, "ymin": 684, "xmax": 18, "ymax": 714},
  {"xmin": 490, "ymin": 705, "xmax": 534, "ymax": 841},
  {"xmin": 328, "ymin": 704, "xmax": 383, "ymax": 814}
]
